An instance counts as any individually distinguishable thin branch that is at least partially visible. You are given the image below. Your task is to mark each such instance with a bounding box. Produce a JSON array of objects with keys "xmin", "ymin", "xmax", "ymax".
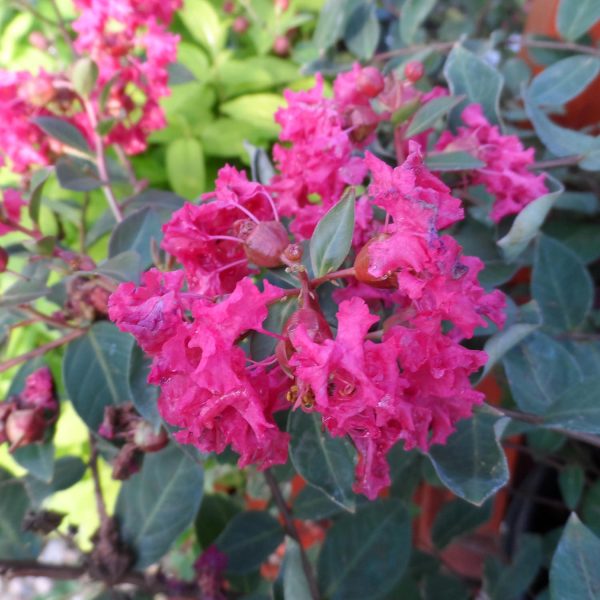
[
  {"xmin": 520, "ymin": 37, "xmax": 600, "ymax": 58},
  {"xmin": 374, "ymin": 41, "xmax": 455, "ymax": 62},
  {"xmin": 17, "ymin": 306, "xmax": 84, "ymax": 331},
  {"xmin": 80, "ymin": 96, "xmax": 123, "ymax": 222},
  {"xmin": 89, "ymin": 435, "xmax": 109, "ymax": 524},
  {"xmin": 264, "ymin": 469, "xmax": 320, "ymax": 600},
  {"xmin": 48, "ymin": 0, "xmax": 76, "ymax": 56},
  {"xmin": 529, "ymin": 155, "xmax": 583, "ymax": 170},
  {"xmin": 311, "ymin": 267, "xmax": 356, "ymax": 288},
  {"xmin": 496, "ymin": 407, "xmax": 600, "ymax": 449},
  {"xmin": 0, "ymin": 329, "xmax": 85, "ymax": 374}
]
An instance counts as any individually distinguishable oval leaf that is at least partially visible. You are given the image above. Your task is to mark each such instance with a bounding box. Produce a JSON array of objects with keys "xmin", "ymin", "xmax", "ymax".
[
  {"xmin": 532, "ymin": 235, "xmax": 593, "ymax": 331},
  {"xmin": 12, "ymin": 442, "xmax": 55, "ymax": 483},
  {"xmin": 400, "ymin": 0, "xmax": 436, "ymax": 44},
  {"xmin": 32, "ymin": 116, "xmax": 91, "ymax": 153},
  {"xmin": 550, "ymin": 514, "xmax": 600, "ymax": 599},
  {"xmin": 166, "ymin": 137, "xmax": 206, "ymax": 199},
  {"xmin": 557, "ymin": 0, "xmax": 600, "ymax": 41},
  {"xmin": 529, "ymin": 55, "xmax": 600, "ymax": 106},
  {"xmin": 288, "ymin": 410, "xmax": 356, "ymax": 511},
  {"xmin": 425, "ymin": 151, "xmax": 485, "ymax": 171},
  {"xmin": 216, "ymin": 511, "xmax": 284, "ymax": 575},
  {"xmin": 444, "ymin": 44, "xmax": 504, "ymax": 126},
  {"xmin": 318, "ymin": 500, "xmax": 411, "ymax": 600},
  {"xmin": 116, "ymin": 444, "xmax": 204, "ymax": 569},
  {"xmin": 344, "ymin": 2, "xmax": 380, "ymax": 60},
  {"xmin": 428, "ymin": 408, "xmax": 509, "ymax": 505},
  {"xmin": 283, "ymin": 537, "xmax": 312, "ymax": 600},
  {"xmin": 406, "ymin": 95, "xmax": 465, "ymax": 138},
  {"xmin": 310, "ymin": 188, "xmax": 355, "ymax": 278},
  {"xmin": 63, "ymin": 322, "xmax": 135, "ymax": 430},
  {"xmin": 543, "ymin": 376, "xmax": 600, "ymax": 434}
]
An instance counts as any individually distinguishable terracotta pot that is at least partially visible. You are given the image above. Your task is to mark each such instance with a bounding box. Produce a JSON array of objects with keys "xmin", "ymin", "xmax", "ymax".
[{"xmin": 522, "ymin": 0, "xmax": 600, "ymax": 130}]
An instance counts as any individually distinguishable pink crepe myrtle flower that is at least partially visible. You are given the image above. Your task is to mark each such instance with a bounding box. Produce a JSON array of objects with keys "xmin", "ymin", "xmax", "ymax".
[
  {"xmin": 355, "ymin": 145, "xmax": 505, "ymax": 338},
  {"xmin": 161, "ymin": 165, "xmax": 279, "ymax": 296},
  {"xmin": 435, "ymin": 104, "xmax": 548, "ymax": 222},
  {"xmin": 72, "ymin": 0, "xmax": 180, "ymax": 154},
  {"xmin": 287, "ymin": 297, "xmax": 489, "ymax": 499},
  {"xmin": 110, "ymin": 275, "xmax": 290, "ymax": 470},
  {"xmin": 21, "ymin": 366, "xmax": 57, "ymax": 412}
]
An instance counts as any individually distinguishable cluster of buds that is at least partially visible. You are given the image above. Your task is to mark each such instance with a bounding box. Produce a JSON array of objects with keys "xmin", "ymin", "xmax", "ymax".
[
  {"xmin": 194, "ymin": 546, "xmax": 228, "ymax": 600},
  {"xmin": 0, "ymin": 367, "xmax": 58, "ymax": 452},
  {"xmin": 98, "ymin": 403, "xmax": 169, "ymax": 480}
]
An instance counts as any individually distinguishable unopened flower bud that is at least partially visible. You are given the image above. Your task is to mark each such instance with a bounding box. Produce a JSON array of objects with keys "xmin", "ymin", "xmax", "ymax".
[
  {"xmin": 275, "ymin": 0, "xmax": 290, "ymax": 12},
  {"xmin": 356, "ymin": 67, "xmax": 384, "ymax": 98},
  {"xmin": 235, "ymin": 220, "xmax": 289, "ymax": 268},
  {"xmin": 354, "ymin": 234, "xmax": 398, "ymax": 288},
  {"xmin": 283, "ymin": 243, "xmax": 303, "ymax": 263},
  {"xmin": 273, "ymin": 35, "xmax": 291, "ymax": 56},
  {"xmin": 133, "ymin": 421, "xmax": 169, "ymax": 453},
  {"xmin": 222, "ymin": 0, "xmax": 236, "ymax": 13},
  {"xmin": 405, "ymin": 61, "xmax": 424, "ymax": 83},
  {"xmin": 232, "ymin": 16, "xmax": 249, "ymax": 33},
  {"xmin": 6, "ymin": 408, "xmax": 47, "ymax": 451},
  {"xmin": 348, "ymin": 106, "xmax": 379, "ymax": 144},
  {"xmin": 21, "ymin": 77, "xmax": 56, "ymax": 107},
  {"xmin": 28, "ymin": 32, "xmax": 49, "ymax": 51},
  {"xmin": 0, "ymin": 247, "xmax": 8, "ymax": 273}
]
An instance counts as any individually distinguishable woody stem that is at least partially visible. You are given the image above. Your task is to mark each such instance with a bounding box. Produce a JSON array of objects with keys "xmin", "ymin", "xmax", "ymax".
[
  {"xmin": 311, "ymin": 267, "xmax": 356, "ymax": 288},
  {"xmin": 264, "ymin": 469, "xmax": 320, "ymax": 600}
]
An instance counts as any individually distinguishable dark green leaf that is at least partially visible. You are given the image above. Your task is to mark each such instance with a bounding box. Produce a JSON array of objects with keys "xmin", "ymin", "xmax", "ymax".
[
  {"xmin": 554, "ymin": 191, "xmax": 600, "ymax": 215},
  {"xmin": 116, "ymin": 444, "xmax": 204, "ymax": 568},
  {"xmin": 168, "ymin": 62, "xmax": 197, "ymax": 85},
  {"xmin": 484, "ymin": 534, "xmax": 543, "ymax": 600},
  {"xmin": 12, "ymin": 442, "xmax": 55, "ymax": 483},
  {"xmin": 128, "ymin": 345, "xmax": 161, "ymax": 428},
  {"xmin": 318, "ymin": 500, "xmax": 411, "ymax": 600},
  {"xmin": 244, "ymin": 141, "xmax": 275, "ymax": 185},
  {"xmin": 166, "ymin": 137, "xmax": 206, "ymax": 199},
  {"xmin": 432, "ymin": 498, "xmax": 492, "ymax": 549},
  {"xmin": 310, "ymin": 188, "xmax": 355, "ymax": 277},
  {"xmin": 250, "ymin": 297, "xmax": 297, "ymax": 362},
  {"xmin": 529, "ymin": 55, "xmax": 600, "ymax": 106},
  {"xmin": 95, "ymin": 251, "xmax": 142, "ymax": 283},
  {"xmin": 428, "ymin": 408, "xmax": 509, "ymax": 505},
  {"xmin": 24, "ymin": 456, "xmax": 86, "ymax": 507},
  {"xmin": 0, "ymin": 470, "xmax": 40, "ymax": 558},
  {"xmin": 444, "ymin": 44, "xmax": 504, "ymax": 126},
  {"xmin": 72, "ymin": 57, "xmax": 99, "ymax": 97},
  {"xmin": 400, "ymin": 0, "xmax": 436, "ymax": 43},
  {"xmin": 32, "ymin": 116, "xmax": 91, "ymax": 153},
  {"xmin": 406, "ymin": 95, "xmax": 465, "ymax": 138},
  {"xmin": 0, "ymin": 278, "xmax": 49, "ymax": 308},
  {"xmin": 559, "ymin": 465, "xmax": 585, "ymax": 511},
  {"xmin": 109, "ymin": 206, "xmax": 163, "ymax": 269},
  {"xmin": 425, "ymin": 151, "xmax": 485, "ymax": 171},
  {"xmin": 293, "ymin": 485, "xmax": 343, "ymax": 520},
  {"xmin": 532, "ymin": 235, "xmax": 593, "ymax": 331},
  {"xmin": 423, "ymin": 574, "xmax": 470, "ymax": 600},
  {"xmin": 582, "ymin": 480, "xmax": 600, "ymax": 536},
  {"xmin": 549, "ymin": 514, "xmax": 600, "ymax": 599},
  {"xmin": 28, "ymin": 167, "xmax": 52, "ymax": 223},
  {"xmin": 55, "ymin": 157, "xmax": 102, "ymax": 191},
  {"xmin": 283, "ymin": 537, "xmax": 312, "ymax": 600},
  {"xmin": 313, "ymin": 0, "xmax": 354, "ymax": 53},
  {"xmin": 216, "ymin": 511, "xmax": 284, "ymax": 575},
  {"xmin": 288, "ymin": 411, "xmax": 356, "ymax": 511},
  {"xmin": 63, "ymin": 322, "xmax": 135, "ymax": 430},
  {"xmin": 543, "ymin": 377, "xmax": 600, "ymax": 434},
  {"xmin": 195, "ymin": 493, "xmax": 241, "ymax": 549},
  {"xmin": 503, "ymin": 331, "xmax": 582, "ymax": 413},
  {"xmin": 557, "ymin": 0, "xmax": 600, "ymax": 41},
  {"xmin": 497, "ymin": 177, "xmax": 564, "ymax": 261},
  {"xmin": 344, "ymin": 2, "xmax": 380, "ymax": 60}
]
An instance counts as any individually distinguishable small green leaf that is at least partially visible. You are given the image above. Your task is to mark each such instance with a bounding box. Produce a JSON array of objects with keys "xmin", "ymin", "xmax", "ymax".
[
  {"xmin": 288, "ymin": 411, "xmax": 356, "ymax": 511},
  {"xmin": 549, "ymin": 514, "xmax": 600, "ymax": 599},
  {"xmin": 33, "ymin": 116, "xmax": 91, "ymax": 153},
  {"xmin": 166, "ymin": 137, "xmax": 206, "ymax": 199},
  {"xmin": 116, "ymin": 444, "xmax": 204, "ymax": 569},
  {"xmin": 195, "ymin": 493, "xmax": 241, "ymax": 549},
  {"xmin": 128, "ymin": 345, "xmax": 161, "ymax": 429},
  {"xmin": 63, "ymin": 322, "xmax": 135, "ymax": 430},
  {"xmin": 582, "ymin": 480, "xmax": 600, "ymax": 536},
  {"xmin": 559, "ymin": 465, "xmax": 585, "ymax": 510},
  {"xmin": 72, "ymin": 57, "xmax": 99, "ymax": 97},
  {"xmin": 24, "ymin": 456, "xmax": 86, "ymax": 508},
  {"xmin": 532, "ymin": 235, "xmax": 593, "ymax": 331},
  {"xmin": 400, "ymin": 0, "xmax": 436, "ymax": 44},
  {"xmin": 310, "ymin": 188, "xmax": 355, "ymax": 278},
  {"xmin": 318, "ymin": 500, "xmax": 411, "ymax": 600},
  {"xmin": 543, "ymin": 377, "xmax": 600, "ymax": 434},
  {"xmin": 557, "ymin": 0, "xmax": 600, "ymax": 41},
  {"xmin": 425, "ymin": 151, "xmax": 485, "ymax": 171},
  {"xmin": 12, "ymin": 442, "xmax": 55, "ymax": 483},
  {"xmin": 220, "ymin": 93, "xmax": 283, "ymax": 138},
  {"xmin": 497, "ymin": 176, "xmax": 564, "ymax": 261},
  {"xmin": 313, "ymin": 0, "xmax": 352, "ymax": 53},
  {"xmin": 179, "ymin": 0, "xmax": 226, "ymax": 57},
  {"xmin": 244, "ymin": 141, "xmax": 276, "ymax": 185},
  {"xmin": 432, "ymin": 498, "xmax": 492, "ymax": 549},
  {"xmin": 406, "ymin": 95, "xmax": 465, "ymax": 138},
  {"xmin": 529, "ymin": 55, "xmax": 600, "ymax": 106},
  {"xmin": 293, "ymin": 485, "xmax": 343, "ymax": 520},
  {"xmin": 428, "ymin": 408, "xmax": 509, "ymax": 505},
  {"xmin": 250, "ymin": 297, "xmax": 297, "ymax": 362},
  {"xmin": 28, "ymin": 167, "xmax": 52, "ymax": 223},
  {"xmin": 344, "ymin": 2, "xmax": 380, "ymax": 60},
  {"xmin": 283, "ymin": 537, "xmax": 312, "ymax": 600},
  {"xmin": 55, "ymin": 157, "xmax": 102, "ymax": 191},
  {"xmin": 216, "ymin": 511, "xmax": 284, "ymax": 575},
  {"xmin": 503, "ymin": 331, "xmax": 582, "ymax": 413},
  {"xmin": 95, "ymin": 251, "xmax": 142, "ymax": 283},
  {"xmin": 444, "ymin": 44, "xmax": 504, "ymax": 127},
  {"xmin": 109, "ymin": 206, "xmax": 164, "ymax": 269},
  {"xmin": 0, "ymin": 278, "xmax": 49, "ymax": 308}
]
